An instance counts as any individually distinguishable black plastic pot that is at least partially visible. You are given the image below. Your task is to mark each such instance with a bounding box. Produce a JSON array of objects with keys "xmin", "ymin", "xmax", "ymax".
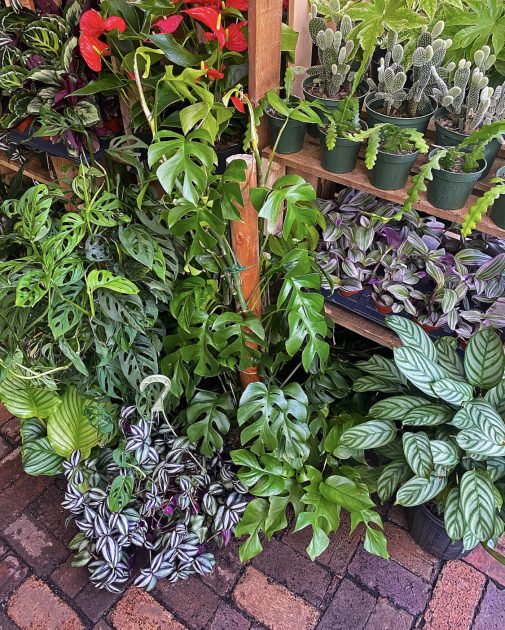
[
  {"xmin": 434, "ymin": 108, "xmax": 502, "ymax": 179},
  {"xmin": 406, "ymin": 505, "xmax": 468, "ymax": 560},
  {"xmin": 365, "ymin": 94, "xmax": 436, "ymax": 133},
  {"xmin": 319, "ymin": 122, "xmax": 366, "ymax": 173},
  {"xmin": 369, "ymin": 148, "xmax": 419, "ymax": 190},
  {"xmin": 427, "ymin": 151, "xmax": 486, "ymax": 211},
  {"xmin": 490, "ymin": 165, "xmax": 505, "ymax": 229},
  {"xmin": 266, "ymin": 110, "xmax": 306, "ymax": 154},
  {"xmin": 8, "ymin": 128, "xmax": 110, "ymax": 163},
  {"xmin": 216, "ymin": 140, "xmax": 245, "ymax": 174},
  {"xmin": 303, "ymin": 77, "xmax": 368, "ymax": 137}
]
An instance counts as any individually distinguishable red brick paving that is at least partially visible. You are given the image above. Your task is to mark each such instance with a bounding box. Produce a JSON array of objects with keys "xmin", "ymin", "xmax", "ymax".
[{"xmin": 0, "ymin": 405, "xmax": 504, "ymax": 629}]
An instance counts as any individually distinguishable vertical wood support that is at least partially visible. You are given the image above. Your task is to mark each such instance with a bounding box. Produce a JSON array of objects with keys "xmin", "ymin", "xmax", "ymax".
[
  {"xmin": 248, "ymin": 0, "xmax": 283, "ymax": 149},
  {"xmin": 49, "ymin": 156, "xmax": 78, "ymax": 209},
  {"xmin": 228, "ymin": 155, "xmax": 261, "ymax": 388},
  {"xmin": 5, "ymin": 0, "xmax": 36, "ymax": 7},
  {"xmin": 288, "ymin": 0, "xmax": 312, "ymax": 97}
]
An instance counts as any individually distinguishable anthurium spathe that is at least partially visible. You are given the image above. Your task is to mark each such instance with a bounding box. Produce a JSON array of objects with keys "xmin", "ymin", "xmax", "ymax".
[
  {"xmin": 183, "ymin": 7, "xmax": 247, "ymax": 51},
  {"xmin": 153, "ymin": 15, "xmax": 184, "ymax": 34},
  {"xmin": 79, "ymin": 9, "xmax": 126, "ymax": 72}
]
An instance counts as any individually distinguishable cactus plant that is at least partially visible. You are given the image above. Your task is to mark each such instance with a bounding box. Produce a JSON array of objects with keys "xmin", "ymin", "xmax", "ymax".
[
  {"xmin": 367, "ymin": 22, "xmax": 452, "ymax": 118},
  {"xmin": 431, "ymin": 46, "xmax": 504, "ymax": 135},
  {"xmin": 305, "ymin": 1, "xmax": 357, "ymax": 99}
]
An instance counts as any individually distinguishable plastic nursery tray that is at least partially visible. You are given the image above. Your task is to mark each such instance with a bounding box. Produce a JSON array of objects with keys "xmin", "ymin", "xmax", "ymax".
[
  {"xmin": 8, "ymin": 129, "xmax": 110, "ymax": 163},
  {"xmin": 322, "ymin": 286, "xmax": 452, "ymax": 342}
]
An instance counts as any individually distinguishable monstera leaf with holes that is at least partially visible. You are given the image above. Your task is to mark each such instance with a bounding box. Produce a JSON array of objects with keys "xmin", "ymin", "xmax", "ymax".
[{"xmin": 339, "ymin": 315, "xmax": 505, "ymax": 556}]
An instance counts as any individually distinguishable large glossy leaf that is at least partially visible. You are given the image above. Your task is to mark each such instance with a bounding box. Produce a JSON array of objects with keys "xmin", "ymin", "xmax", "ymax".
[
  {"xmin": 118, "ymin": 225, "xmax": 155, "ymax": 269},
  {"xmin": 186, "ymin": 391, "xmax": 232, "ymax": 456},
  {"xmin": 231, "ymin": 449, "xmax": 290, "ymax": 496},
  {"xmin": 319, "ymin": 475, "xmax": 375, "ymax": 513},
  {"xmin": 107, "ymin": 474, "xmax": 134, "ymax": 512},
  {"xmin": 402, "ymin": 404, "xmax": 453, "ymax": 426},
  {"xmin": 457, "ymin": 400, "xmax": 505, "ymax": 456},
  {"xmin": 86, "ymin": 270, "xmax": 138, "ymax": 295},
  {"xmin": 386, "ymin": 315, "xmax": 436, "ymax": 361},
  {"xmin": 118, "ymin": 334, "xmax": 158, "ymax": 391},
  {"xmin": 369, "ymin": 396, "xmax": 428, "ymax": 420},
  {"xmin": 430, "ymin": 439, "xmax": 460, "ymax": 467},
  {"xmin": 444, "ymin": 488, "xmax": 465, "ymax": 543},
  {"xmin": 435, "ymin": 337, "xmax": 465, "ymax": 380},
  {"xmin": 431, "ymin": 378, "xmax": 474, "ymax": 406},
  {"xmin": 21, "ymin": 437, "xmax": 63, "ymax": 476},
  {"xmin": 340, "ymin": 420, "xmax": 397, "ymax": 450},
  {"xmin": 393, "ymin": 346, "xmax": 449, "ymax": 396},
  {"xmin": 235, "ymin": 497, "xmax": 269, "ymax": 562},
  {"xmin": 377, "ymin": 461, "xmax": 411, "ymax": 502},
  {"xmin": 47, "ymin": 387, "xmax": 99, "ymax": 458},
  {"xmin": 0, "ymin": 376, "xmax": 60, "ymax": 419},
  {"xmin": 403, "ymin": 432, "xmax": 433, "ymax": 478},
  {"xmin": 464, "ymin": 327, "xmax": 505, "ymax": 389},
  {"xmin": 459, "ymin": 470, "xmax": 496, "ymax": 541},
  {"xmin": 396, "ymin": 474, "xmax": 447, "ymax": 507}
]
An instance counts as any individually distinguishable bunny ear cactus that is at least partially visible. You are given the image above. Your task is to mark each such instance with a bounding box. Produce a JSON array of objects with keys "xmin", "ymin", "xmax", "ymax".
[{"xmin": 339, "ymin": 316, "xmax": 505, "ymax": 555}]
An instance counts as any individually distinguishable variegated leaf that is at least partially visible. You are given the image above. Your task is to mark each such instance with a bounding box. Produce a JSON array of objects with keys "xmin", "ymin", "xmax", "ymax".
[
  {"xmin": 431, "ymin": 378, "xmax": 474, "ymax": 406},
  {"xmin": 369, "ymin": 396, "xmax": 428, "ymax": 420},
  {"xmin": 403, "ymin": 432, "xmax": 433, "ymax": 478},
  {"xmin": 340, "ymin": 420, "xmax": 397, "ymax": 450},
  {"xmin": 353, "ymin": 376, "xmax": 402, "ymax": 393},
  {"xmin": 456, "ymin": 429, "xmax": 505, "ymax": 457},
  {"xmin": 386, "ymin": 315, "xmax": 437, "ymax": 361},
  {"xmin": 459, "ymin": 470, "xmax": 496, "ymax": 541},
  {"xmin": 430, "ymin": 439, "xmax": 460, "ymax": 467},
  {"xmin": 396, "ymin": 474, "xmax": 448, "ymax": 507},
  {"xmin": 435, "ymin": 337, "xmax": 465, "ymax": 380},
  {"xmin": 402, "ymin": 404, "xmax": 452, "ymax": 426},
  {"xmin": 464, "ymin": 327, "xmax": 505, "ymax": 389},
  {"xmin": 485, "ymin": 380, "xmax": 505, "ymax": 415},
  {"xmin": 393, "ymin": 347, "xmax": 450, "ymax": 396},
  {"xmin": 377, "ymin": 461, "xmax": 411, "ymax": 502},
  {"xmin": 444, "ymin": 488, "xmax": 465, "ymax": 542}
]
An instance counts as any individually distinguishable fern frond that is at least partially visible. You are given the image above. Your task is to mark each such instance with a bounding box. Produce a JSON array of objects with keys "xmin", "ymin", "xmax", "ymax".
[{"xmin": 461, "ymin": 184, "xmax": 505, "ymax": 237}]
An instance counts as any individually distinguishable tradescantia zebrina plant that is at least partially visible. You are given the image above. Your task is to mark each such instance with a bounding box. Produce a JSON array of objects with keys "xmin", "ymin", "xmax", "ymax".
[{"xmin": 340, "ymin": 315, "xmax": 505, "ymax": 555}]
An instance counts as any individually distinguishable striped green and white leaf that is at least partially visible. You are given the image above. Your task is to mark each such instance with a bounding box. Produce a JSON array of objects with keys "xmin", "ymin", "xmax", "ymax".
[
  {"xmin": 0, "ymin": 376, "xmax": 60, "ymax": 419},
  {"xmin": 21, "ymin": 437, "xmax": 63, "ymax": 476},
  {"xmin": 444, "ymin": 488, "xmax": 465, "ymax": 542},
  {"xmin": 340, "ymin": 420, "xmax": 397, "ymax": 450},
  {"xmin": 377, "ymin": 461, "xmax": 411, "ymax": 502},
  {"xmin": 47, "ymin": 387, "xmax": 99, "ymax": 458},
  {"xmin": 464, "ymin": 327, "xmax": 505, "ymax": 389},
  {"xmin": 386, "ymin": 315, "xmax": 437, "ymax": 361},
  {"xmin": 430, "ymin": 439, "xmax": 460, "ymax": 467},
  {"xmin": 403, "ymin": 432, "xmax": 433, "ymax": 477},
  {"xmin": 435, "ymin": 337, "xmax": 465, "ymax": 380},
  {"xmin": 355, "ymin": 355, "xmax": 406, "ymax": 384},
  {"xmin": 486, "ymin": 458, "xmax": 505, "ymax": 482},
  {"xmin": 353, "ymin": 376, "xmax": 402, "ymax": 393},
  {"xmin": 485, "ymin": 380, "xmax": 505, "ymax": 415},
  {"xmin": 20, "ymin": 417, "xmax": 46, "ymax": 443},
  {"xmin": 396, "ymin": 474, "xmax": 448, "ymax": 507},
  {"xmin": 369, "ymin": 396, "xmax": 429, "ymax": 421},
  {"xmin": 393, "ymin": 347, "xmax": 450, "ymax": 396},
  {"xmin": 375, "ymin": 439, "xmax": 405, "ymax": 461},
  {"xmin": 456, "ymin": 429, "xmax": 505, "ymax": 457},
  {"xmin": 402, "ymin": 403, "xmax": 452, "ymax": 426},
  {"xmin": 449, "ymin": 407, "xmax": 474, "ymax": 429},
  {"xmin": 463, "ymin": 529, "xmax": 480, "ymax": 551},
  {"xmin": 465, "ymin": 400, "xmax": 505, "ymax": 441},
  {"xmin": 431, "ymin": 378, "xmax": 474, "ymax": 406},
  {"xmin": 459, "ymin": 470, "xmax": 496, "ymax": 540}
]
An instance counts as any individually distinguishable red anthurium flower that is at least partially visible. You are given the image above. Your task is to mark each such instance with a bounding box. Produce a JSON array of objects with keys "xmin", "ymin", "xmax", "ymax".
[
  {"xmin": 153, "ymin": 15, "xmax": 184, "ymax": 33},
  {"xmin": 182, "ymin": 7, "xmax": 226, "ymax": 49},
  {"xmin": 80, "ymin": 9, "xmax": 126, "ymax": 37},
  {"xmin": 230, "ymin": 95, "xmax": 245, "ymax": 113},
  {"xmin": 225, "ymin": 20, "xmax": 247, "ymax": 52},
  {"xmin": 226, "ymin": 0, "xmax": 248, "ymax": 10},
  {"xmin": 79, "ymin": 35, "xmax": 110, "ymax": 71}
]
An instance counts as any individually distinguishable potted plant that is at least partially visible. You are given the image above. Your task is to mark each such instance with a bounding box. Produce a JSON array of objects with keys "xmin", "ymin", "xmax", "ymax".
[
  {"xmin": 351, "ymin": 122, "xmax": 429, "ymax": 190},
  {"xmin": 319, "ymin": 96, "xmax": 366, "ymax": 173},
  {"xmin": 461, "ymin": 166, "xmax": 505, "ymax": 234},
  {"xmin": 340, "ymin": 316, "xmax": 505, "ymax": 560},
  {"xmin": 365, "ymin": 23, "xmax": 451, "ymax": 133},
  {"xmin": 431, "ymin": 46, "xmax": 505, "ymax": 177},
  {"xmin": 265, "ymin": 67, "xmax": 322, "ymax": 154}
]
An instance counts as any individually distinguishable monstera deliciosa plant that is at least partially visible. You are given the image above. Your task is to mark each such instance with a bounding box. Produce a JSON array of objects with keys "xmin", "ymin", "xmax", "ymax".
[{"xmin": 340, "ymin": 315, "xmax": 505, "ymax": 556}]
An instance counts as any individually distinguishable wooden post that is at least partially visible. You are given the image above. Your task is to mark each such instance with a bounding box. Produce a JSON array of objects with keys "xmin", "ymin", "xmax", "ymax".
[
  {"xmin": 288, "ymin": 0, "xmax": 312, "ymax": 97},
  {"xmin": 4, "ymin": 0, "xmax": 36, "ymax": 7},
  {"xmin": 248, "ymin": 0, "xmax": 283, "ymax": 149},
  {"xmin": 228, "ymin": 155, "xmax": 261, "ymax": 388}
]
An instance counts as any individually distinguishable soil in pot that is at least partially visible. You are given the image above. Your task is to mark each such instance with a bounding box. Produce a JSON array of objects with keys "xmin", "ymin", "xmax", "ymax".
[
  {"xmin": 406, "ymin": 504, "xmax": 468, "ymax": 560},
  {"xmin": 369, "ymin": 145, "xmax": 419, "ymax": 191},
  {"xmin": 319, "ymin": 121, "xmax": 366, "ymax": 174},
  {"xmin": 215, "ymin": 130, "xmax": 244, "ymax": 174},
  {"xmin": 434, "ymin": 109, "xmax": 501, "ymax": 179},
  {"xmin": 427, "ymin": 153, "xmax": 486, "ymax": 211},
  {"xmin": 365, "ymin": 94, "xmax": 436, "ymax": 133},
  {"xmin": 266, "ymin": 106, "xmax": 306, "ymax": 154},
  {"xmin": 490, "ymin": 166, "xmax": 505, "ymax": 229}
]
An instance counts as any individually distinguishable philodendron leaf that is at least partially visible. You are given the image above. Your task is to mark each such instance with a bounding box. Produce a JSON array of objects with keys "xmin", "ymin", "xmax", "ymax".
[
  {"xmin": 385, "ymin": 315, "xmax": 437, "ymax": 361},
  {"xmin": 86, "ymin": 270, "xmax": 139, "ymax": 295},
  {"xmin": 444, "ymin": 488, "xmax": 465, "ymax": 543},
  {"xmin": 0, "ymin": 376, "xmax": 60, "ymax": 419},
  {"xmin": 431, "ymin": 378, "xmax": 474, "ymax": 406},
  {"xmin": 402, "ymin": 432, "xmax": 433, "ymax": 478},
  {"xmin": 377, "ymin": 461, "xmax": 411, "ymax": 502},
  {"xmin": 396, "ymin": 474, "xmax": 447, "ymax": 507},
  {"xmin": 340, "ymin": 420, "xmax": 397, "ymax": 450},
  {"xmin": 235, "ymin": 497, "xmax": 269, "ymax": 562},
  {"xmin": 107, "ymin": 474, "xmax": 134, "ymax": 512},
  {"xmin": 186, "ymin": 390, "xmax": 232, "ymax": 456},
  {"xmin": 459, "ymin": 470, "xmax": 496, "ymax": 541},
  {"xmin": 364, "ymin": 525, "xmax": 389, "ymax": 559},
  {"xmin": 393, "ymin": 346, "xmax": 449, "ymax": 396},
  {"xmin": 464, "ymin": 327, "xmax": 505, "ymax": 389},
  {"xmin": 47, "ymin": 387, "xmax": 99, "ymax": 458}
]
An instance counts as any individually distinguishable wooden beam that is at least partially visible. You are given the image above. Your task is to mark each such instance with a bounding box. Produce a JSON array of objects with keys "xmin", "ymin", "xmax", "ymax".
[
  {"xmin": 229, "ymin": 155, "xmax": 262, "ymax": 387},
  {"xmin": 248, "ymin": 0, "xmax": 283, "ymax": 149}
]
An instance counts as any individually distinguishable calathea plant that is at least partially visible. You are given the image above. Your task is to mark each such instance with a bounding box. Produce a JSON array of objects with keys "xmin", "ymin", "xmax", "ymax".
[{"xmin": 340, "ymin": 316, "xmax": 505, "ymax": 557}]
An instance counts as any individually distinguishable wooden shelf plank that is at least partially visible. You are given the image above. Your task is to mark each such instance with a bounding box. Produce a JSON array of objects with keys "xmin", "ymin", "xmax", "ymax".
[
  {"xmin": 324, "ymin": 300, "xmax": 400, "ymax": 349},
  {"xmin": 0, "ymin": 150, "xmax": 51, "ymax": 185},
  {"xmin": 262, "ymin": 141, "xmax": 505, "ymax": 239}
]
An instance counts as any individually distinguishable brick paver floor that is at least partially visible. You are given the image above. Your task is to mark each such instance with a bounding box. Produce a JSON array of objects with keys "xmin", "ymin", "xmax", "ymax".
[{"xmin": 1, "ymin": 408, "xmax": 505, "ymax": 629}]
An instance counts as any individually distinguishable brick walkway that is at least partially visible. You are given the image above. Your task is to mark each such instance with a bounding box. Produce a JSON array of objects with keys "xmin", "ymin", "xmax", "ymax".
[{"xmin": 1, "ymin": 407, "xmax": 505, "ymax": 629}]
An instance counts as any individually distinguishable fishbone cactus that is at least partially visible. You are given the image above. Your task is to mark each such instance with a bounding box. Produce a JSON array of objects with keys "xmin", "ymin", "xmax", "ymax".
[
  {"xmin": 431, "ymin": 47, "xmax": 500, "ymax": 134},
  {"xmin": 307, "ymin": 2, "xmax": 355, "ymax": 98},
  {"xmin": 368, "ymin": 22, "xmax": 452, "ymax": 118}
]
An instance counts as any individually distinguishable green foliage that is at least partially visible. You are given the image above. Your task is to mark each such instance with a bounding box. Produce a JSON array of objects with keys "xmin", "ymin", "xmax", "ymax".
[
  {"xmin": 340, "ymin": 315, "xmax": 505, "ymax": 552},
  {"xmin": 351, "ymin": 123, "xmax": 429, "ymax": 169}
]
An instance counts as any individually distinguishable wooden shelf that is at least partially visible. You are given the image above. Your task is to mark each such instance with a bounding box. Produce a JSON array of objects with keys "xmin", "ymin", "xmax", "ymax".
[
  {"xmin": 262, "ymin": 141, "xmax": 505, "ymax": 240},
  {"xmin": 324, "ymin": 300, "xmax": 400, "ymax": 349},
  {"xmin": 0, "ymin": 150, "xmax": 51, "ymax": 185}
]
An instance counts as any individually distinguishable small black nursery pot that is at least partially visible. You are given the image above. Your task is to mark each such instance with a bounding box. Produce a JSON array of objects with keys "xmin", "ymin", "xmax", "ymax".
[
  {"xmin": 427, "ymin": 152, "xmax": 486, "ymax": 211},
  {"xmin": 406, "ymin": 505, "xmax": 468, "ymax": 560},
  {"xmin": 369, "ymin": 148, "xmax": 419, "ymax": 190},
  {"xmin": 266, "ymin": 110, "xmax": 306, "ymax": 154},
  {"xmin": 490, "ymin": 166, "xmax": 505, "ymax": 229},
  {"xmin": 364, "ymin": 94, "xmax": 436, "ymax": 134},
  {"xmin": 319, "ymin": 122, "xmax": 367, "ymax": 174}
]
